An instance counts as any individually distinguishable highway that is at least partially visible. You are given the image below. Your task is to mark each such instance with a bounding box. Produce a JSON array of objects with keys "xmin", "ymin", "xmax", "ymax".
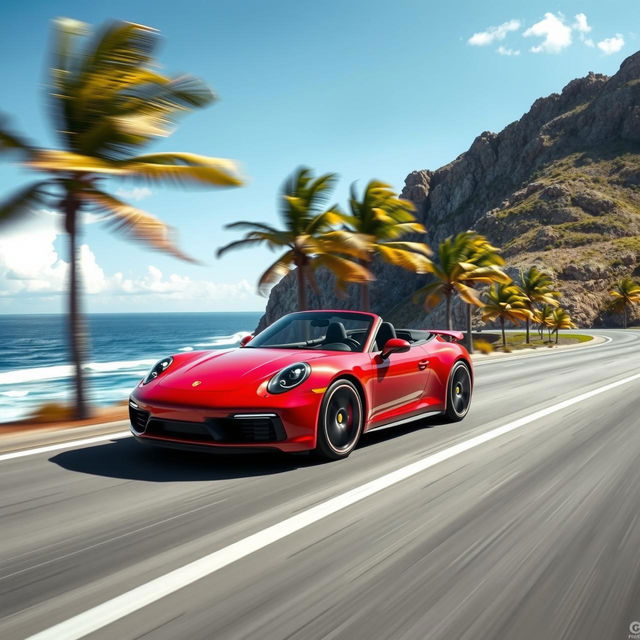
[{"xmin": 1, "ymin": 329, "xmax": 639, "ymax": 640}]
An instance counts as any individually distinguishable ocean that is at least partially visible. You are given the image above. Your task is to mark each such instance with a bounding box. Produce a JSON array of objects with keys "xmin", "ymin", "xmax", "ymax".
[{"xmin": 0, "ymin": 312, "xmax": 262, "ymax": 423}]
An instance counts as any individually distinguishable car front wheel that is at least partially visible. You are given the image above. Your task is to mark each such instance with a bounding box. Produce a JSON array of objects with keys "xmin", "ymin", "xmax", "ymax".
[{"xmin": 315, "ymin": 379, "xmax": 363, "ymax": 460}]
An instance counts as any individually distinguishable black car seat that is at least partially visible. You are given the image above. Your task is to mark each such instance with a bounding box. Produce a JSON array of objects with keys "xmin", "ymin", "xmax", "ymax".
[
  {"xmin": 375, "ymin": 322, "xmax": 396, "ymax": 350},
  {"xmin": 321, "ymin": 321, "xmax": 351, "ymax": 351}
]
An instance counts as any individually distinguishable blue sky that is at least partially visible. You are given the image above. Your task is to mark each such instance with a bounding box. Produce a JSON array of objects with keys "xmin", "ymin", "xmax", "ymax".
[{"xmin": 0, "ymin": 0, "xmax": 636, "ymax": 314}]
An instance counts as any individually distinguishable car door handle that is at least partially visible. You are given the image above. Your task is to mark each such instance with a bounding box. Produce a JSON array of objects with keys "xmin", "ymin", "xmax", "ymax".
[{"xmin": 418, "ymin": 359, "xmax": 429, "ymax": 370}]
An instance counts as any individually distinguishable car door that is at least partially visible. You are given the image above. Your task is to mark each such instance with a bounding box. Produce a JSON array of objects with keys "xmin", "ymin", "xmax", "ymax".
[{"xmin": 367, "ymin": 343, "xmax": 431, "ymax": 426}]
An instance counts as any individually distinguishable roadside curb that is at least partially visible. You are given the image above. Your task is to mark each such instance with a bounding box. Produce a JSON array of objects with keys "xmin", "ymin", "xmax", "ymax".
[{"xmin": 472, "ymin": 333, "xmax": 609, "ymax": 365}]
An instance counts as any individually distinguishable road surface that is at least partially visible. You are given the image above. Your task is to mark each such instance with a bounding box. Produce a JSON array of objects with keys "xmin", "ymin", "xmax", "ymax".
[{"xmin": 1, "ymin": 330, "xmax": 639, "ymax": 640}]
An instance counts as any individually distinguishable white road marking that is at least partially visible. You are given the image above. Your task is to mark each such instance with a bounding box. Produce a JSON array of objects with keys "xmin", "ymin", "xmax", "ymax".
[
  {"xmin": 0, "ymin": 432, "xmax": 131, "ymax": 462},
  {"xmin": 27, "ymin": 370, "xmax": 640, "ymax": 640}
]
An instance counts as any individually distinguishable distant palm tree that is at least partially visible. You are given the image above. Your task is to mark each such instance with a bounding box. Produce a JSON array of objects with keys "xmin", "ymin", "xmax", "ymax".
[
  {"xmin": 534, "ymin": 303, "xmax": 556, "ymax": 342},
  {"xmin": 414, "ymin": 231, "xmax": 509, "ymax": 332},
  {"xmin": 458, "ymin": 233, "xmax": 510, "ymax": 353},
  {"xmin": 0, "ymin": 18, "xmax": 243, "ymax": 419},
  {"xmin": 549, "ymin": 308, "xmax": 577, "ymax": 343},
  {"xmin": 217, "ymin": 167, "xmax": 372, "ymax": 310},
  {"xmin": 608, "ymin": 277, "xmax": 640, "ymax": 328},
  {"xmin": 342, "ymin": 180, "xmax": 431, "ymax": 310},
  {"xmin": 481, "ymin": 283, "xmax": 532, "ymax": 350},
  {"xmin": 519, "ymin": 266, "xmax": 560, "ymax": 343}
]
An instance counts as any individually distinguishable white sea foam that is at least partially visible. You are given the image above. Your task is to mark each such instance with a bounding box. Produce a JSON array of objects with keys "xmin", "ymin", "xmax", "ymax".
[
  {"xmin": 178, "ymin": 347, "xmax": 194, "ymax": 352},
  {"xmin": 193, "ymin": 331, "xmax": 251, "ymax": 347},
  {"xmin": 1, "ymin": 390, "xmax": 30, "ymax": 398},
  {"xmin": 0, "ymin": 359, "xmax": 156, "ymax": 385}
]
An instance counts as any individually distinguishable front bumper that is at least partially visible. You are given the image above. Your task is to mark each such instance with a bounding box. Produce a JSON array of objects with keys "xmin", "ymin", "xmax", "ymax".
[{"xmin": 128, "ymin": 390, "xmax": 322, "ymax": 453}]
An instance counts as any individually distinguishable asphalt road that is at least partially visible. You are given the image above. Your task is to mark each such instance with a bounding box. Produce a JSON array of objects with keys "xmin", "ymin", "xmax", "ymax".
[{"xmin": 1, "ymin": 330, "xmax": 640, "ymax": 640}]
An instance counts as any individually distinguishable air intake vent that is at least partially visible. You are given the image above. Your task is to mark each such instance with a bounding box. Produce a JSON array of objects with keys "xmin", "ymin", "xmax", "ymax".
[{"xmin": 129, "ymin": 406, "xmax": 149, "ymax": 433}]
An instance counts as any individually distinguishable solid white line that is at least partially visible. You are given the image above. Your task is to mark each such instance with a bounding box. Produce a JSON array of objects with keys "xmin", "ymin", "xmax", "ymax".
[
  {"xmin": 26, "ymin": 370, "xmax": 640, "ymax": 640},
  {"xmin": 0, "ymin": 432, "xmax": 131, "ymax": 462}
]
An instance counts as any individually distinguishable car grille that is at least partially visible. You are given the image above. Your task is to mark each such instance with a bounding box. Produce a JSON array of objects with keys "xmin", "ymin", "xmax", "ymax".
[
  {"xmin": 144, "ymin": 415, "xmax": 286, "ymax": 444},
  {"xmin": 129, "ymin": 406, "xmax": 149, "ymax": 433}
]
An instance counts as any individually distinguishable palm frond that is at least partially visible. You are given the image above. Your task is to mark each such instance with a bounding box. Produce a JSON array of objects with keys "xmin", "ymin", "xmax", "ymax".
[
  {"xmin": 376, "ymin": 244, "xmax": 432, "ymax": 273},
  {"xmin": 312, "ymin": 253, "xmax": 374, "ymax": 284},
  {"xmin": 0, "ymin": 182, "xmax": 50, "ymax": 227},
  {"xmin": 79, "ymin": 189, "xmax": 197, "ymax": 262},
  {"xmin": 257, "ymin": 251, "xmax": 295, "ymax": 295},
  {"xmin": 122, "ymin": 152, "xmax": 243, "ymax": 187}
]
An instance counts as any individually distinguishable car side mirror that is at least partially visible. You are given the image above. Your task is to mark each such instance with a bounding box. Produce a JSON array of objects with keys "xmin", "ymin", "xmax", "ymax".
[
  {"xmin": 381, "ymin": 337, "xmax": 410, "ymax": 359},
  {"xmin": 239, "ymin": 334, "xmax": 253, "ymax": 347}
]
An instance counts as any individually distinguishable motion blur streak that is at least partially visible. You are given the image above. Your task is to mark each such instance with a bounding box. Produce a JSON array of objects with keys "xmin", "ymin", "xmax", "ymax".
[{"xmin": 26, "ymin": 365, "xmax": 640, "ymax": 640}]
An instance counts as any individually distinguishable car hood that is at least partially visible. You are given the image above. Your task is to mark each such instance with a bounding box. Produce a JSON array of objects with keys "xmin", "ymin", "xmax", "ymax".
[{"xmin": 157, "ymin": 347, "xmax": 332, "ymax": 391}]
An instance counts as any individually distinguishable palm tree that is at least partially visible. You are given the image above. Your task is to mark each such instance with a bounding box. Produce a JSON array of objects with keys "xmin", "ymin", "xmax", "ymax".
[
  {"xmin": 0, "ymin": 19, "xmax": 243, "ymax": 419},
  {"xmin": 609, "ymin": 277, "xmax": 640, "ymax": 328},
  {"xmin": 549, "ymin": 308, "xmax": 577, "ymax": 343},
  {"xmin": 519, "ymin": 266, "xmax": 560, "ymax": 343},
  {"xmin": 342, "ymin": 180, "xmax": 431, "ymax": 310},
  {"xmin": 413, "ymin": 231, "xmax": 510, "ymax": 332},
  {"xmin": 458, "ymin": 233, "xmax": 510, "ymax": 353},
  {"xmin": 534, "ymin": 303, "xmax": 556, "ymax": 342},
  {"xmin": 217, "ymin": 167, "xmax": 372, "ymax": 310},
  {"xmin": 481, "ymin": 283, "xmax": 532, "ymax": 350}
]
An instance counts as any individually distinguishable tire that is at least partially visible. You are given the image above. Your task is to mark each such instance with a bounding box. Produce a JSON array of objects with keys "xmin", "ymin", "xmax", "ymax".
[
  {"xmin": 315, "ymin": 379, "xmax": 364, "ymax": 460},
  {"xmin": 443, "ymin": 361, "xmax": 472, "ymax": 422}
]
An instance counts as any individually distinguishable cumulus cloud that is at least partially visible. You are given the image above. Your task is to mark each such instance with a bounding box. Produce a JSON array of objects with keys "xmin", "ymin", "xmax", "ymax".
[
  {"xmin": 115, "ymin": 186, "xmax": 152, "ymax": 201},
  {"xmin": 523, "ymin": 12, "xmax": 573, "ymax": 54},
  {"xmin": 597, "ymin": 34, "xmax": 625, "ymax": 55},
  {"xmin": 497, "ymin": 45, "xmax": 520, "ymax": 56},
  {"xmin": 0, "ymin": 211, "xmax": 257, "ymax": 310},
  {"xmin": 468, "ymin": 19, "xmax": 521, "ymax": 46},
  {"xmin": 573, "ymin": 13, "xmax": 591, "ymax": 34}
]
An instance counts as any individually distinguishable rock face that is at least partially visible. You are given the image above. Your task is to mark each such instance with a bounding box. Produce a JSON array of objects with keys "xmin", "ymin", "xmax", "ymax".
[{"xmin": 258, "ymin": 53, "xmax": 640, "ymax": 331}]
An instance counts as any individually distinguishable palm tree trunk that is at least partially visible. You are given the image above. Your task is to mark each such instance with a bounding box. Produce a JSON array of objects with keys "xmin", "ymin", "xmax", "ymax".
[
  {"xmin": 446, "ymin": 293, "xmax": 452, "ymax": 331},
  {"xmin": 624, "ymin": 305, "xmax": 628, "ymax": 329},
  {"xmin": 555, "ymin": 328, "xmax": 559, "ymax": 344},
  {"xmin": 525, "ymin": 317, "xmax": 530, "ymax": 344},
  {"xmin": 64, "ymin": 194, "xmax": 89, "ymax": 420},
  {"xmin": 500, "ymin": 317, "xmax": 506, "ymax": 350},
  {"xmin": 465, "ymin": 304, "xmax": 473, "ymax": 354},
  {"xmin": 296, "ymin": 264, "xmax": 307, "ymax": 311},
  {"xmin": 359, "ymin": 257, "xmax": 371, "ymax": 311}
]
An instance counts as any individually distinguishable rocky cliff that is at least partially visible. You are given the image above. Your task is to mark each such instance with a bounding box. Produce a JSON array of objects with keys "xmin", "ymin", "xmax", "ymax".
[{"xmin": 258, "ymin": 52, "xmax": 640, "ymax": 331}]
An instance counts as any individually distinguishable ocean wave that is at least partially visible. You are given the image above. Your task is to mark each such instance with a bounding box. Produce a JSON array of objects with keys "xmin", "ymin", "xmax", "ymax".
[
  {"xmin": 1, "ymin": 390, "xmax": 30, "ymax": 398},
  {"xmin": 0, "ymin": 359, "xmax": 156, "ymax": 385},
  {"xmin": 193, "ymin": 331, "xmax": 251, "ymax": 347}
]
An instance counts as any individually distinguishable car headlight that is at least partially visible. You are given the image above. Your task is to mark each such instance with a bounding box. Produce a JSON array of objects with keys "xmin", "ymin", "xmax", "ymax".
[
  {"xmin": 267, "ymin": 362, "xmax": 311, "ymax": 394},
  {"xmin": 142, "ymin": 356, "xmax": 174, "ymax": 385}
]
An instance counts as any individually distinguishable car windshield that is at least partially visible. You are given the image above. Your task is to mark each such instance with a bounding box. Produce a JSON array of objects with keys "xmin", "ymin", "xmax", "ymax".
[{"xmin": 248, "ymin": 312, "xmax": 375, "ymax": 352}]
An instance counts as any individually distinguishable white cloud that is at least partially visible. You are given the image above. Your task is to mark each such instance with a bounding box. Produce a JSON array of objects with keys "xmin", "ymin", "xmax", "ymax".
[
  {"xmin": 115, "ymin": 186, "xmax": 152, "ymax": 201},
  {"xmin": 0, "ymin": 212, "xmax": 257, "ymax": 309},
  {"xmin": 584, "ymin": 38, "xmax": 595, "ymax": 48},
  {"xmin": 573, "ymin": 13, "xmax": 591, "ymax": 34},
  {"xmin": 597, "ymin": 34, "xmax": 625, "ymax": 55},
  {"xmin": 497, "ymin": 45, "xmax": 520, "ymax": 56},
  {"xmin": 468, "ymin": 19, "xmax": 521, "ymax": 46},
  {"xmin": 524, "ymin": 12, "xmax": 573, "ymax": 54}
]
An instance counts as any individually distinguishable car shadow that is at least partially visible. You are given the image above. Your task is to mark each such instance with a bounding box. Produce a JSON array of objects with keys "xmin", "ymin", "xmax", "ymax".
[
  {"xmin": 49, "ymin": 437, "xmax": 313, "ymax": 482},
  {"xmin": 358, "ymin": 414, "xmax": 450, "ymax": 449},
  {"xmin": 49, "ymin": 415, "xmax": 450, "ymax": 481}
]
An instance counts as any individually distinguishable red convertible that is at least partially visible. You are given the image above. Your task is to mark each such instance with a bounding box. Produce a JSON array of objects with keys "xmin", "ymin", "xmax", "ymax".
[{"xmin": 129, "ymin": 310, "xmax": 473, "ymax": 460}]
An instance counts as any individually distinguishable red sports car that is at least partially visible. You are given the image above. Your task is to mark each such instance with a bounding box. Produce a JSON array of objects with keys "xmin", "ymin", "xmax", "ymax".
[{"xmin": 129, "ymin": 310, "xmax": 473, "ymax": 460}]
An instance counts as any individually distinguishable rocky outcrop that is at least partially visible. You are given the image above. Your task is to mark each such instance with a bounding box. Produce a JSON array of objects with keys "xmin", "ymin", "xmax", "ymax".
[{"xmin": 258, "ymin": 52, "xmax": 640, "ymax": 331}]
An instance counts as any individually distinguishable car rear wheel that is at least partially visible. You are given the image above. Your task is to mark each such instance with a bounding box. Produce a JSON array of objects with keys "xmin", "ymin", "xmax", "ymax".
[
  {"xmin": 315, "ymin": 379, "xmax": 363, "ymax": 460},
  {"xmin": 443, "ymin": 361, "xmax": 472, "ymax": 422}
]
